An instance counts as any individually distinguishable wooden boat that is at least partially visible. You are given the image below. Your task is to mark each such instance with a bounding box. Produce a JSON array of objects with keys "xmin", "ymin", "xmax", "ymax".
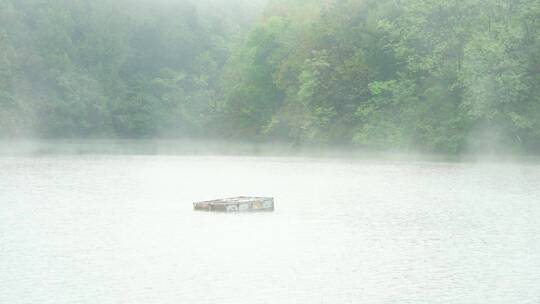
[{"xmin": 193, "ymin": 197, "xmax": 274, "ymax": 212}]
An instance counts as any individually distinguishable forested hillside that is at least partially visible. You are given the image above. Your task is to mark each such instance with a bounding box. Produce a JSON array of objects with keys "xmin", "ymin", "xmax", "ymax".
[
  {"xmin": 0, "ymin": 0, "xmax": 265, "ymax": 138},
  {"xmin": 1, "ymin": 0, "xmax": 540, "ymax": 153}
]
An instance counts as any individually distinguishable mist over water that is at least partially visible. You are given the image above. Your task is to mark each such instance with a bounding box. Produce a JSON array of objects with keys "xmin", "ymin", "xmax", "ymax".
[
  {"xmin": 2, "ymin": 0, "xmax": 540, "ymax": 302},
  {"xmin": 1, "ymin": 147, "xmax": 539, "ymax": 303}
]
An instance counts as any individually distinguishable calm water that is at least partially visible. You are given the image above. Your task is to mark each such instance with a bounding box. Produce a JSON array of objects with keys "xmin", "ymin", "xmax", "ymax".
[{"xmin": 1, "ymin": 155, "xmax": 539, "ymax": 304}]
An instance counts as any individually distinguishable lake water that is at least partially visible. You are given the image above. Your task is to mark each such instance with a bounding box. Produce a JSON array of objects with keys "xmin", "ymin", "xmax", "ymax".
[{"xmin": 1, "ymin": 154, "xmax": 540, "ymax": 303}]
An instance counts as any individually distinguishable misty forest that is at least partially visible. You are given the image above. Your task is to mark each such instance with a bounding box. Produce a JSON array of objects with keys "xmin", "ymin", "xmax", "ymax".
[
  {"xmin": 2, "ymin": 2, "xmax": 540, "ymax": 303},
  {"xmin": 1, "ymin": 0, "xmax": 540, "ymax": 154}
]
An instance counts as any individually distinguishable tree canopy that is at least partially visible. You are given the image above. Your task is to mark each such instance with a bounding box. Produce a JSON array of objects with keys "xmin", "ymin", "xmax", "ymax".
[{"xmin": 1, "ymin": 0, "xmax": 539, "ymax": 154}]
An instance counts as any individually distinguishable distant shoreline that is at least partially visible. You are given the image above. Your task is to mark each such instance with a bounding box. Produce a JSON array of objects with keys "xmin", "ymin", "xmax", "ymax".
[{"xmin": 1, "ymin": 138, "xmax": 539, "ymax": 163}]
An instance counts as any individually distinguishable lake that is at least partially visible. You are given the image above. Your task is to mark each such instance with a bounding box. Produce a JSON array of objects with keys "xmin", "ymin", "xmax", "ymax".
[{"xmin": 1, "ymin": 152, "xmax": 539, "ymax": 303}]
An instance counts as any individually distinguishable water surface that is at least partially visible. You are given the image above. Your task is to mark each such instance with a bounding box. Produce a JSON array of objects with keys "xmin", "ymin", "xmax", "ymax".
[{"xmin": 1, "ymin": 155, "xmax": 539, "ymax": 303}]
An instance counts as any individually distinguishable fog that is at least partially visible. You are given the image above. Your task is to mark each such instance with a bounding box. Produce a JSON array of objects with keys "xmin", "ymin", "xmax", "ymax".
[
  {"xmin": 1, "ymin": 0, "xmax": 538, "ymax": 153},
  {"xmin": 1, "ymin": 0, "xmax": 540, "ymax": 303}
]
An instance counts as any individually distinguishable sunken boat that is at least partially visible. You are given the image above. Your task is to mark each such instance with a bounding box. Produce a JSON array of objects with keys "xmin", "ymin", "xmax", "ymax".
[{"xmin": 193, "ymin": 197, "xmax": 274, "ymax": 212}]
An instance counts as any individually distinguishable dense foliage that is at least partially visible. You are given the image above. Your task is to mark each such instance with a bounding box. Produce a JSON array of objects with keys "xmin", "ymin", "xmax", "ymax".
[
  {"xmin": 0, "ymin": 0, "xmax": 264, "ymax": 138},
  {"xmin": 1, "ymin": 0, "xmax": 540, "ymax": 153}
]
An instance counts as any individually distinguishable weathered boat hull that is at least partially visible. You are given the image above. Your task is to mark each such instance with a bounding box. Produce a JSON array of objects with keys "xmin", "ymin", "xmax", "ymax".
[{"xmin": 194, "ymin": 197, "xmax": 274, "ymax": 213}]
